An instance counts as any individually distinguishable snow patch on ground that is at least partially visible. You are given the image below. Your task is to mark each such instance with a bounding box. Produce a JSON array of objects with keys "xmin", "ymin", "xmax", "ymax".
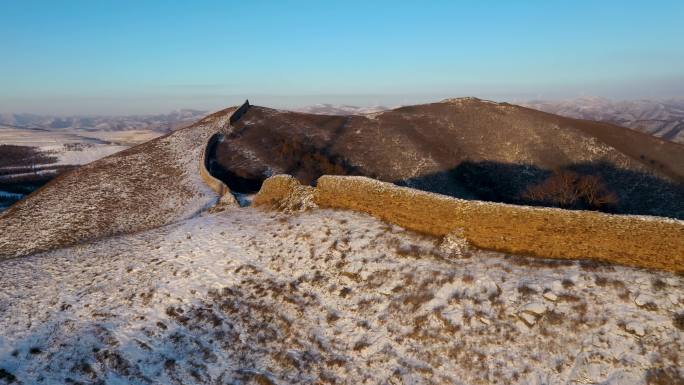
[{"xmin": 0, "ymin": 207, "xmax": 681, "ymax": 384}]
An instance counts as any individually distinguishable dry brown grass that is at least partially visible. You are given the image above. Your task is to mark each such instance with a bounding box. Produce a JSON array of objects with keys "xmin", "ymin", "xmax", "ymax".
[
  {"xmin": 674, "ymin": 312, "xmax": 684, "ymax": 331},
  {"xmin": 645, "ymin": 367, "xmax": 684, "ymax": 385}
]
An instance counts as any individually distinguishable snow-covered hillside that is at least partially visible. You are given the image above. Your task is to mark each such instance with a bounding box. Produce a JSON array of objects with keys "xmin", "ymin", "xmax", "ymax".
[
  {"xmin": 1, "ymin": 207, "xmax": 681, "ymax": 384},
  {"xmin": 0, "ymin": 107, "xmax": 236, "ymax": 258},
  {"xmin": 0, "ymin": 127, "xmax": 156, "ymax": 212}
]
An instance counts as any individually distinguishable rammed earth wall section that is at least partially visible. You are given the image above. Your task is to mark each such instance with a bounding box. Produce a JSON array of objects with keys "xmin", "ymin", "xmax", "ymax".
[
  {"xmin": 199, "ymin": 133, "xmax": 230, "ymax": 196},
  {"xmin": 199, "ymin": 100, "xmax": 251, "ymax": 197},
  {"xmin": 256, "ymin": 174, "xmax": 684, "ymax": 272}
]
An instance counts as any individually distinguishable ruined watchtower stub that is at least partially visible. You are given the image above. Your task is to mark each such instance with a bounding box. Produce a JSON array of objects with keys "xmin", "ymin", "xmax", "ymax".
[{"xmin": 230, "ymin": 99, "xmax": 251, "ymax": 125}]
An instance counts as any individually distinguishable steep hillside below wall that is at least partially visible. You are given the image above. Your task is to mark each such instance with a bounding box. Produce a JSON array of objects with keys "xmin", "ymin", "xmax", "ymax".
[{"xmin": 256, "ymin": 175, "xmax": 684, "ymax": 272}]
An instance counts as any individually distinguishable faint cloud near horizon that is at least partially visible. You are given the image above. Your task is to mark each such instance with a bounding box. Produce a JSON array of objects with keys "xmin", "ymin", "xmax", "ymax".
[{"xmin": 159, "ymin": 83, "xmax": 239, "ymax": 90}]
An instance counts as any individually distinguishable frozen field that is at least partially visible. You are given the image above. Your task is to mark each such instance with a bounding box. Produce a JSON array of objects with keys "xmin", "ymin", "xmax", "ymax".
[
  {"xmin": 0, "ymin": 126, "xmax": 161, "ymax": 212},
  {"xmin": 0, "ymin": 126, "xmax": 158, "ymax": 165},
  {"xmin": 0, "ymin": 207, "xmax": 681, "ymax": 384}
]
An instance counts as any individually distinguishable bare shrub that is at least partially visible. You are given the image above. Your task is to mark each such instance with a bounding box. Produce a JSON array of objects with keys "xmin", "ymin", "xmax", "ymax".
[
  {"xmin": 522, "ymin": 169, "xmax": 580, "ymax": 206},
  {"xmin": 651, "ymin": 278, "xmax": 668, "ymax": 291},
  {"xmin": 576, "ymin": 174, "xmax": 619, "ymax": 208},
  {"xmin": 521, "ymin": 169, "xmax": 618, "ymax": 210}
]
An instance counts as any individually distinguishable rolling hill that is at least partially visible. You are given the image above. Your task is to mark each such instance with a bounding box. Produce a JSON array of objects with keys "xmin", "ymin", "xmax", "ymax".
[{"xmin": 211, "ymin": 98, "xmax": 684, "ymax": 218}]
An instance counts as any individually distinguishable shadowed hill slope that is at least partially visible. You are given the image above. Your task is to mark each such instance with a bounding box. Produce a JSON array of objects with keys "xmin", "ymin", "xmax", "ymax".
[
  {"xmin": 211, "ymin": 98, "xmax": 684, "ymax": 218},
  {"xmin": 0, "ymin": 107, "xmax": 237, "ymax": 260}
]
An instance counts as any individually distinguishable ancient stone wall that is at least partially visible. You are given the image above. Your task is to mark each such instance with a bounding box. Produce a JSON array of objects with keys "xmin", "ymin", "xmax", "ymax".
[
  {"xmin": 199, "ymin": 133, "xmax": 230, "ymax": 197},
  {"xmin": 256, "ymin": 174, "xmax": 684, "ymax": 272},
  {"xmin": 199, "ymin": 100, "xmax": 251, "ymax": 197},
  {"xmin": 229, "ymin": 99, "xmax": 251, "ymax": 125}
]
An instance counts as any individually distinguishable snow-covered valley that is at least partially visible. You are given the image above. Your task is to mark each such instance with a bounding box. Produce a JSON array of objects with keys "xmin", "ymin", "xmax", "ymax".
[{"xmin": 0, "ymin": 207, "xmax": 681, "ymax": 384}]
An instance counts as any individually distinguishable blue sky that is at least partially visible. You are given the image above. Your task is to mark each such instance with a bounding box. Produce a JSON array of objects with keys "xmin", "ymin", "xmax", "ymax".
[{"xmin": 1, "ymin": 0, "xmax": 683, "ymax": 114}]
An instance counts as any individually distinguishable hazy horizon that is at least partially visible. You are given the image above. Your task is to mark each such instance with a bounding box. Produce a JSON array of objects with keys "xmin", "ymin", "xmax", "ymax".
[
  {"xmin": 4, "ymin": 93, "xmax": 684, "ymax": 118},
  {"xmin": 2, "ymin": 0, "xmax": 683, "ymax": 115}
]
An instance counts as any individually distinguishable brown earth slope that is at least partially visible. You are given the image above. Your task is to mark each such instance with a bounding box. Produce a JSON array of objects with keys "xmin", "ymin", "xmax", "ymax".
[
  {"xmin": 0, "ymin": 107, "xmax": 236, "ymax": 260},
  {"xmin": 212, "ymin": 98, "xmax": 684, "ymax": 218}
]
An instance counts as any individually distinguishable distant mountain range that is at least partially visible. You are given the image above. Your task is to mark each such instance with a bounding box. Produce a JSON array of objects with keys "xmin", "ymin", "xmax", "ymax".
[
  {"xmin": 521, "ymin": 97, "xmax": 684, "ymax": 144},
  {"xmin": 0, "ymin": 109, "xmax": 208, "ymax": 132},
  {"xmin": 294, "ymin": 98, "xmax": 684, "ymax": 145},
  {"xmin": 3, "ymin": 98, "xmax": 683, "ymax": 143},
  {"xmin": 295, "ymin": 103, "xmax": 389, "ymax": 115}
]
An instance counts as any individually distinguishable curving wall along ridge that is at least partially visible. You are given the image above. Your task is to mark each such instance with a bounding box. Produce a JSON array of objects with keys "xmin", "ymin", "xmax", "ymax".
[
  {"xmin": 255, "ymin": 174, "xmax": 684, "ymax": 272},
  {"xmin": 199, "ymin": 133, "xmax": 230, "ymax": 196},
  {"xmin": 199, "ymin": 100, "xmax": 251, "ymax": 197}
]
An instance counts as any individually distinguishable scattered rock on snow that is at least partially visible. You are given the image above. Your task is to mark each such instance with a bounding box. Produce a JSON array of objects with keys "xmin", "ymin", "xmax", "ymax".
[
  {"xmin": 549, "ymin": 280, "xmax": 564, "ymax": 293},
  {"xmin": 439, "ymin": 228, "xmax": 471, "ymax": 257},
  {"xmin": 543, "ymin": 292, "xmax": 558, "ymax": 302},
  {"xmin": 523, "ymin": 302, "xmax": 547, "ymax": 316},
  {"xmin": 634, "ymin": 294, "xmax": 653, "ymax": 307},
  {"xmin": 335, "ymin": 240, "xmax": 351, "ymax": 252},
  {"xmin": 625, "ymin": 322, "xmax": 645, "ymax": 337},
  {"xmin": 519, "ymin": 312, "xmax": 537, "ymax": 326},
  {"xmin": 518, "ymin": 302, "xmax": 547, "ymax": 327}
]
